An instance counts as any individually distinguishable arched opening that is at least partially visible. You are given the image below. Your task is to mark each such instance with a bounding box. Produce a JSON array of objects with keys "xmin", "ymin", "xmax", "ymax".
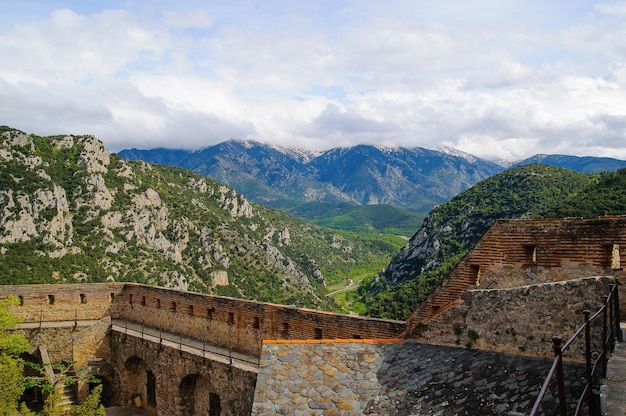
[
  {"xmin": 179, "ymin": 374, "xmax": 222, "ymax": 416},
  {"xmin": 89, "ymin": 375, "xmax": 114, "ymax": 408},
  {"xmin": 123, "ymin": 356, "xmax": 156, "ymax": 413},
  {"xmin": 146, "ymin": 371, "xmax": 156, "ymax": 407}
]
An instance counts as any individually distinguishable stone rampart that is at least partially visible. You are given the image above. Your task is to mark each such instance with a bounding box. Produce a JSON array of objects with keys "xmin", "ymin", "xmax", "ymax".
[
  {"xmin": 409, "ymin": 276, "xmax": 616, "ymax": 359},
  {"xmin": 113, "ymin": 284, "xmax": 406, "ymax": 356},
  {"xmin": 0, "ymin": 282, "xmax": 405, "ymax": 359},
  {"xmin": 0, "ymin": 283, "xmax": 124, "ymax": 322},
  {"xmin": 407, "ymin": 217, "xmax": 626, "ymax": 325},
  {"xmin": 109, "ymin": 331, "xmax": 257, "ymax": 416}
]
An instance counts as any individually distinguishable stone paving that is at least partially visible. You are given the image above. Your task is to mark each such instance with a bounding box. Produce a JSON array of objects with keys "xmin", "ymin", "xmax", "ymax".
[
  {"xmin": 602, "ymin": 323, "xmax": 626, "ymax": 416},
  {"xmin": 252, "ymin": 340, "xmax": 582, "ymax": 416}
]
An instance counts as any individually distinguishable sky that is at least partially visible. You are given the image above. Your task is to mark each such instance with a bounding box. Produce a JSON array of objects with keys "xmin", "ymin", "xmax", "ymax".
[{"xmin": 1, "ymin": 1, "xmax": 625, "ymax": 161}]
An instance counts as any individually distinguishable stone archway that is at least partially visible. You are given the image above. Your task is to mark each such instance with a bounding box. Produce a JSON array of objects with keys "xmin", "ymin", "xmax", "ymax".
[
  {"xmin": 89, "ymin": 375, "xmax": 114, "ymax": 407},
  {"xmin": 84, "ymin": 362, "xmax": 116, "ymax": 407},
  {"xmin": 123, "ymin": 356, "xmax": 157, "ymax": 413},
  {"xmin": 178, "ymin": 374, "xmax": 222, "ymax": 416}
]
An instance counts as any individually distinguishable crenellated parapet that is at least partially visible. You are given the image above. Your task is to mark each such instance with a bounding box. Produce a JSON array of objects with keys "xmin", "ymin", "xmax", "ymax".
[
  {"xmin": 406, "ymin": 217, "xmax": 626, "ymax": 327},
  {"xmin": 113, "ymin": 283, "xmax": 406, "ymax": 357}
]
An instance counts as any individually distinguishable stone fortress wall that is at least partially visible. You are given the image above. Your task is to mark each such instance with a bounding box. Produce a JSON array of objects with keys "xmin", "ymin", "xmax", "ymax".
[
  {"xmin": 407, "ymin": 217, "xmax": 626, "ymax": 326},
  {"xmin": 0, "ymin": 282, "xmax": 123, "ymax": 323},
  {"xmin": 112, "ymin": 283, "xmax": 406, "ymax": 357},
  {"xmin": 0, "ymin": 217, "xmax": 623, "ymax": 414},
  {"xmin": 0, "ymin": 282, "xmax": 406, "ymax": 414},
  {"xmin": 408, "ymin": 276, "xmax": 616, "ymax": 358}
]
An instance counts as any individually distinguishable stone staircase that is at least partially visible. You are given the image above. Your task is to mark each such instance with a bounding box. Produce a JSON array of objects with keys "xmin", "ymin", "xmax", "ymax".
[
  {"xmin": 38, "ymin": 343, "xmax": 78, "ymax": 409},
  {"xmin": 54, "ymin": 377, "xmax": 78, "ymax": 409}
]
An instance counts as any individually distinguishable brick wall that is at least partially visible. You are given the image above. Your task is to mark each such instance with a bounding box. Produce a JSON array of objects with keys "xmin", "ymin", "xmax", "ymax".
[
  {"xmin": 407, "ymin": 217, "xmax": 626, "ymax": 326},
  {"xmin": 113, "ymin": 284, "xmax": 406, "ymax": 356}
]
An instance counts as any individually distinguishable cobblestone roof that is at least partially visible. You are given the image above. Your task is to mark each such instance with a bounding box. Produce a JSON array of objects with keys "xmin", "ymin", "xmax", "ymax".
[{"xmin": 252, "ymin": 340, "xmax": 581, "ymax": 416}]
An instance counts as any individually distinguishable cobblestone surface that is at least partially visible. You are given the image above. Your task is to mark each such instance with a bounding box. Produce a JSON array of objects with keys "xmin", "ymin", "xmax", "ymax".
[
  {"xmin": 252, "ymin": 340, "xmax": 581, "ymax": 416},
  {"xmin": 602, "ymin": 323, "xmax": 626, "ymax": 416}
]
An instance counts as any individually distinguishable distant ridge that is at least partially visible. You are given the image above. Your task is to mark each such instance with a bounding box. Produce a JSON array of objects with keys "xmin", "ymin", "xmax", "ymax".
[
  {"xmin": 513, "ymin": 154, "xmax": 626, "ymax": 173},
  {"xmin": 119, "ymin": 140, "xmax": 503, "ymax": 214},
  {"xmin": 119, "ymin": 142, "xmax": 626, "ymax": 237}
]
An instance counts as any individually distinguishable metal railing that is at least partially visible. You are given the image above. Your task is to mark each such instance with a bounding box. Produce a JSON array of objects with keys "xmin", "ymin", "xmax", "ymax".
[
  {"xmin": 110, "ymin": 318, "xmax": 260, "ymax": 372},
  {"xmin": 517, "ymin": 281, "xmax": 621, "ymax": 416}
]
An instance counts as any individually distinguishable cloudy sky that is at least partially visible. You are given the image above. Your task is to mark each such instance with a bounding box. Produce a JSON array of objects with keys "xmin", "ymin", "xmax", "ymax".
[{"xmin": 1, "ymin": 1, "xmax": 625, "ymax": 160}]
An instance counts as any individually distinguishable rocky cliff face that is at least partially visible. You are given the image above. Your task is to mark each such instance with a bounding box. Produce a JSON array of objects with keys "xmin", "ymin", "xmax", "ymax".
[
  {"xmin": 1, "ymin": 127, "xmax": 369, "ymax": 309},
  {"xmin": 367, "ymin": 164, "xmax": 596, "ymax": 298}
]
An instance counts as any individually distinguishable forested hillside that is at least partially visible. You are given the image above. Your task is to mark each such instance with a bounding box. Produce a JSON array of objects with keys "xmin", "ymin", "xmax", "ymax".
[
  {"xmin": 359, "ymin": 164, "xmax": 603, "ymax": 319},
  {"xmin": 287, "ymin": 202, "xmax": 423, "ymax": 236},
  {"xmin": 0, "ymin": 127, "xmax": 402, "ymax": 310},
  {"xmin": 542, "ymin": 168, "xmax": 626, "ymax": 218}
]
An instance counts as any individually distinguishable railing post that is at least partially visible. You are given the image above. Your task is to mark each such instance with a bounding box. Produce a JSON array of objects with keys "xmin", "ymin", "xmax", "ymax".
[
  {"xmin": 553, "ymin": 336, "xmax": 567, "ymax": 416},
  {"xmin": 604, "ymin": 296, "xmax": 617, "ymax": 352},
  {"xmin": 614, "ymin": 283, "xmax": 623, "ymax": 342},
  {"xmin": 584, "ymin": 310, "xmax": 596, "ymax": 416},
  {"xmin": 603, "ymin": 296, "xmax": 610, "ymax": 380}
]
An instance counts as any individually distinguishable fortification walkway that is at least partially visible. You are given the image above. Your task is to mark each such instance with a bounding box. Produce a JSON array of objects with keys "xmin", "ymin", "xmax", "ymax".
[
  {"xmin": 110, "ymin": 319, "xmax": 259, "ymax": 373},
  {"xmin": 603, "ymin": 323, "xmax": 626, "ymax": 416},
  {"xmin": 18, "ymin": 318, "xmax": 260, "ymax": 373}
]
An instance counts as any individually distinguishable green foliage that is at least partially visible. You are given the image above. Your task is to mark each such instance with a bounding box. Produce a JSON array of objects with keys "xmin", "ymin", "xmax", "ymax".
[
  {"xmin": 41, "ymin": 393, "xmax": 65, "ymax": 416},
  {"xmin": 540, "ymin": 168, "xmax": 626, "ymax": 218},
  {"xmin": 362, "ymin": 164, "xmax": 597, "ymax": 320},
  {"xmin": 0, "ymin": 297, "xmax": 31, "ymax": 356},
  {"xmin": 0, "ymin": 354, "xmax": 27, "ymax": 415},
  {"xmin": 0, "ymin": 296, "xmax": 30, "ymax": 414},
  {"xmin": 361, "ymin": 254, "xmax": 464, "ymax": 320},
  {"xmin": 68, "ymin": 385, "xmax": 106, "ymax": 416},
  {"xmin": 467, "ymin": 329, "xmax": 479, "ymax": 342},
  {"xmin": 288, "ymin": 202, "xmax": 423, "ymax": 237}
]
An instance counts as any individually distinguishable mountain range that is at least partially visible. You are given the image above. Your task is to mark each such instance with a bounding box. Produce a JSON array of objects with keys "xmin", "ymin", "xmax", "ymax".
[
  {"xmin": 119, "ymin": 141, "xmax": 626, "ymax": 236},
  {"xmin": 119, "ymin": 141, "xmax": 504, "ymax": 214},
  {"xmin": 3, "ymin": 125, "xmax": 626, "ymax": 320},
  {"xmin": 119, "ymin": 142, "xmax": 626, "ymax": 211}
]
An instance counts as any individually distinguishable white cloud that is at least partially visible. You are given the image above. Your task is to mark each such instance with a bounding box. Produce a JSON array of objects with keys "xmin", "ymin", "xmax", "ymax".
[
  {"xmin": 0, "ymin": 1, "xmax": 625, "ymax": 160},
  {"xmin": 163, "ymin": 10, "xmax": 213, "ymax": 28},
  {"xmin": 595, "ymin": 1, "xmax": 626, "ymax": 16}
]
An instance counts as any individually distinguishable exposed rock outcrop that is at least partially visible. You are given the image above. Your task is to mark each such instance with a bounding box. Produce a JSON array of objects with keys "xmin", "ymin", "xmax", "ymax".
[{"xmin": 0, "ymin": 127, "xmax": 341, "ymax": 309}]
